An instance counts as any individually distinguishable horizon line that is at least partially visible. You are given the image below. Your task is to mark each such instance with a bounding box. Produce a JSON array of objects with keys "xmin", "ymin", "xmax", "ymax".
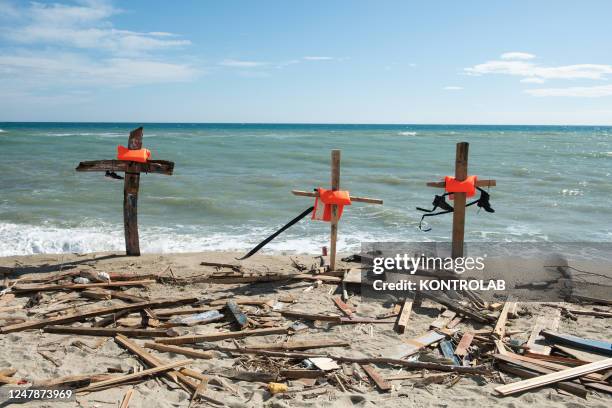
[{"xmin": 2, "ymin": 121, "xmax": 612, "ymax": 127}]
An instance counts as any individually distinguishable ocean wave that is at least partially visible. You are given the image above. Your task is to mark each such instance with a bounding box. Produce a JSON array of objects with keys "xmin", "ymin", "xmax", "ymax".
[
  {"xmin": 0, "ymin": 129, "xmax": 6, "ymax": 133},
  {"xmin": 397, "ymin": 131, "xmax": 417, "ymax": 136}
]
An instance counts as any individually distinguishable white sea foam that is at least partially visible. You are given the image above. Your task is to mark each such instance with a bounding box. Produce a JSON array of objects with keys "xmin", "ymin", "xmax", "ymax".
[
  {"xmin": 0, "ymin": 129, "xmax": 5, "ymax": 133},
  {"xmin": 397, "ymin": 131, "xmax": 417, "ymax": 136},
  {"xmin": 0, "ymin": 222, "xmax": 373, "ymax": 256}
]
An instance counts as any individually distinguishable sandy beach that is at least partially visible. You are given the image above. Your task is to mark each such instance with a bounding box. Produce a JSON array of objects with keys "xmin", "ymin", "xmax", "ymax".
[{"xmin": 0, "ymin": 251, "xmax": 610, "ymax": 407}]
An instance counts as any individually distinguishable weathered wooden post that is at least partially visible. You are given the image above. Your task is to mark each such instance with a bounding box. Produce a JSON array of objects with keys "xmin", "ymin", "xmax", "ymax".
[
  {"xmin": 426, "ymin": 142, "xmax": 496, "ymax": 258},
  {"xmin": 292, "ymin": 150, "xmax": 383, "ymax": 271},
  {"xmin": 75, "ymin": 127, "xmax": 174, "ymax": 256}
]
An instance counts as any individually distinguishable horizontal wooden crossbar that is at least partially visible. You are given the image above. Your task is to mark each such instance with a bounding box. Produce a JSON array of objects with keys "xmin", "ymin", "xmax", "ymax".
[
  {"xmin": 291, "ymin": 190, "xmax": 383, "ymax": 204},
  {"xmin": 426, "ymin": 179, "xmax": 496, "ymax": 188},
  {"xmin": 76, "ymin": 160, "xmax": 174, "ymax": 175}
]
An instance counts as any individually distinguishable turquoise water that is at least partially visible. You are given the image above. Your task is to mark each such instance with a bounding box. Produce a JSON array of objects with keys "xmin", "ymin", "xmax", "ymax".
[{"xmin": 0, "ymin": 123, "xmax": 611, "ymax": 256}]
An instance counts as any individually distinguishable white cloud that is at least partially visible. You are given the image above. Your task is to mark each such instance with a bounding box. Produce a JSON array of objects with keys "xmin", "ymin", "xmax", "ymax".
[
  {"xmin": 219, "ymin": 59, "xmax": 268, "ymax": 68},
  {"xmin": 0, "ymin": 52, "xmax": 198, "ymax": 87},
  {"xmin": 0, "ymin": 1, "xmax": 198, "ymax": 92},
  {"xmin": 443, "ymin": 86, "xmax": 463, "ymax": 90},
  {"xmin": 465, "ymin": 60, "xmax": 612, "ymax": 81},
  {"xmin": 525, "ymin": 85, "xmax": 612, "ymax": 97},
  {"xmin": 500, "ymin": 52, "xmax": 536, "ymax": 60},
  {"xmin": 303, "ymin": 56, "xmax": 334, "ymax": 61},
  {"xmin": 520, "ymin": 77, "xmax": 546, "ymax": 84}
]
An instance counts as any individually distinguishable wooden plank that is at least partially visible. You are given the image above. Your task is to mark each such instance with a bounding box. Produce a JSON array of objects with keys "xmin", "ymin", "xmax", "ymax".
[
  {"xmin": 496, "ymin": 362, "xmax": 587, "ymax": 398},
  {"xmin": 417, "ymin": 291, "xmax": 493, "ymax": 323},
  {"xmin": 451, "ymin": 142, "xmax": 468, "ymax": 258},
  {"xmin": 0, "ymin": 297, "xmax": 197, "ymax": 333},
  {"xmin": 291, "ymin": 190, "xmax": 383, "ymax": 204},
  {"xmin": 502, "ymin": 352, "xmax": 602, "ymax": 381},
  {"xmin": 123, "ymin": 127, "xmax": 143, "ymax": 256},
  {"xmin": 494, "ymin": 357, "xmax": 612, "ymax": 396},
  {"xmin": 526, "ymin": 310, "xmax": 560, "ymax": 355},
  {"xmin": 143, "ymin": 343, "xmax": 214, "ymax": 359},
  {"xmin": 361, "ymin": 364, "xmax": 392, "ymax": 392},
  {"xmin": 455, "ymin": 332, "xmax": 474, "ymax": 357},
  {"xmin": 430, "ymin": 310, "xmax": 456, "ymax": 330},
  {"xmin": 332, "ymin": 296, "xmax": 353, "ymax": 317},
  {"xmin": 44, "ymin": 325, "xmax": 174, "ymax": 338},
  {"xmin": 493, "ymin": 298, "xmax": 515, "ymax": 338},
  {"xmin": 243, "ymin": 339, "xmax": 349, "ymax": 351},
  {"xmin": 281, "ymin": 311, "xmax": 341, "ymax": 322},
  {"xmin": 541, "ymin": 331, "xmax": 612, "ymax": 356},
  {"xmin": 119, "ymin": 389, "xmax": 134, "ymax": 408},
  {"xmin": 384, "ymin": 330, "xmax": 447, "ymax": 359},
  {"xmin": 572, "ymin": 295, "xmax": 612, "ymax": 305},
  {"xmin": 77, "ymin": 359, "xmax": 192, "ymax": 392},
  {"xmin": 396, "ymin": 298, "xmax": 413, "ymax": 334},
  {"xmin": 93, "ymin": 310, "xmax": 131, "ymax": 328},
  {"xmin": 11, "ymin": 280, "xmax": 154, "ymax": 293},
  {"xmin": 279, "ymin": 369, "xmax": 325, "ymax": 379},
  {"xmin": 155, "ymin": 327, "xmax": 289, "ymax": 345},
  {"xmin": 329, "ymin": 149, "xmax": 340, "ymax": 271},
  {"xmin": 76, "ymin": 160, "xmax": 174, "ymax": 175},
  {"xmin": 226, "ymin": 300, "xmax": 248, "ymax": 329},
  {"xmin": 553, "ymin": 344, "xmax": 608, "ymax": 363},
  {"xmin": 114, "ymin": 335, "xmax": 197, "ymax": 393},
  {"xmin": 427, "ymin": 180, "xmax": 496, "ymax": 188}
]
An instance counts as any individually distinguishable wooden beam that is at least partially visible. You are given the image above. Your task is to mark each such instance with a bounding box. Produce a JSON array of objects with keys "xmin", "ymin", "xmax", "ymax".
[
  {"xmin": 76, "ymin": 160, "xmax": 174, "ymax": 175},
  {"xmin": 455, "ymin": 332, "xmax": 474, "ymax": 357},
  {"xmin": 11, "ymin": 280, "xmax": 154, "ymax": 293},
  {"xmin": 243, "ymin": 339, "xmax": 349, "ymax": 351},
  {"xmin": 541, "ymin": 330, "xmax": 612, "ymax": 356},
  {"xmin": 452, "ymin": 142, "xmax": 468, "ymax": 258},
  {"xmin": 123, "ymin": 127, "xmax": 143, "ymax": 256},
  {"xmin": 114, "ymin": 335, "xmax": 197, "ymax": 393},
  {"xmin": 77, "ymin": 359, "xmax": 192, "ymax": 392},
  {"xmin": 0, "ymin": 297, "xmax": 197, "ymax": 333},
  {"xmin": 493, "ymin": 298, "xmax": 516, "ymax": 339},
  {"xmin": 496, "ymin": 362, "xmax": 587, "ymax": 398},
  {"xmin": 332, "ymin": 296, "xmax": 353, "ymax": 317},
  {"xmin": 329, "ymin": 149, "xmax": 340, "ymax": 271},
  {"xmin": 226, "ymin": 300, "xmax": 248, "ymax": 329},
  {"xmin": 526, "ymin": 310, "xmax": 560, "ymax": 355},
  {"xmin": 426, "ymin": 180, "xmax": 496, "ymax": 188},
  {"xmin": 281, "ymin": 311, "xmax": 341, "ymax": 322},
  {"xmin": 494, "ymin": 357, "xmax": 612, "ymax": 396},
  {"xmin": 291, "ymin": 190, "xmax": 383, "ymax": 205},
  {"xmin": 417, "ymin": 291, "xmax": 493, "ymax": 323},
  {"xmin": 155, "ymin": 327, "xmax": 289, "ymax": 345},
  {"xmin": 396, "ymin": 298, "xmax": 413, "ymax": 333},
  {"xmin": 361, "ymin": 364, "xmax": 392, "ymax": 392},
  {"xmin": 44, "ymin": 325, "xmax": 174, "ymax": 338},
  {"xmin": 143, "ymin": 343, "xmax": 214, "ymax": 359}
]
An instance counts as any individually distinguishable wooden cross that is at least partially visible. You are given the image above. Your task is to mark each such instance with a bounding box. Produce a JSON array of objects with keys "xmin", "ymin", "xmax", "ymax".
[
  {"xmin": 427, "ymin": 142, "xmax": 496, "ymax": 258},
  {"xmin": 75, "ymin": 127, "xmax": 174, "ymax": 256},
  {"xmin": 291, "ymin": 149, "xmax": 383, "ymax": 271}
]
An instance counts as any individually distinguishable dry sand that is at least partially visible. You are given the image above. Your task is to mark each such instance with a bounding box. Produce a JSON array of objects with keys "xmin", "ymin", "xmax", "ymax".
[{"xmin": 0, "ymin": 251, "xmax": 610, "ymax": 407}]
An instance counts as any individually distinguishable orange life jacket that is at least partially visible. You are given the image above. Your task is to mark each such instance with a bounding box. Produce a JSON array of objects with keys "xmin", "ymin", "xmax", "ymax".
[
  {"xmin": 445, "ymin": 175, "xmax": 477, "ymax": 197},
  {"xmin": 117, "ymin": 145, "xmax": 151, "ymax": 163},
  {"xmin": 312, "ymin": 187, "xmax": 351, "ymax": 222}
]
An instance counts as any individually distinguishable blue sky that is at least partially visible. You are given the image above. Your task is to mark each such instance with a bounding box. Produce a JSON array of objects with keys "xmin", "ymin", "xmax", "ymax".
[{"xmin": 1, "ymin": 0, "xmax": 612, "ymax": 124}]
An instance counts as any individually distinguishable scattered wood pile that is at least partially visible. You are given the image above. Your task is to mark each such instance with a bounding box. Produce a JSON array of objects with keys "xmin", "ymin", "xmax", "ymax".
[{"xmin": 0, "ymin": 258, "xmax": 610, "ymax": 406}]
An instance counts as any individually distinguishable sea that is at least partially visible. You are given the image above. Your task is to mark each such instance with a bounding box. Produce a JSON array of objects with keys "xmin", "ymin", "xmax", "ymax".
[{"xmin": 0, "ymin": 123, "xmax": 611, "ymax": 256}]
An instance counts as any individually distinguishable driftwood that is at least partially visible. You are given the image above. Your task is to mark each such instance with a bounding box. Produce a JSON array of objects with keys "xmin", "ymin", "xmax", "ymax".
[
  {"xmin": 361, "ymin": 364, "xmax": 392, "ymax": 392},
  {"xmin": 494, "ymin": 357, "xmax": 612, "ymax": 396},
  {"xmin": 11, "ymin": 280, "xmax": 155, "ymax": 293},
  {"xmin": 77, "ymin": 359, "xmax": 191, "ymax": 392},
  {"xmin": 114, "ymin": 335, "xmax": 198, "ymax": 394},
  {"xmin": 198, "ymin": 345, "xmax": 490, "ymax": 374},
  {"xmin": 1, "ymin": 297, "xmax": 197, "ymax": 333},
  {"xmin": 155, "ymin": 327, "xmax": 289, "ymax": 345},
  {"xmin": 143, "ymin": 343, "xmax": 214, "ymax": 359},
  {"xmin": 44, "ymin": 325, "xmax": 176, "ymax": 338},
  {"xmin": 418, "ymin": 291, "xmax": 494, "ymax": 323},
  {"xmin": 245, "ymin": 339, "xmax": 349, "ymax": 351}
]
